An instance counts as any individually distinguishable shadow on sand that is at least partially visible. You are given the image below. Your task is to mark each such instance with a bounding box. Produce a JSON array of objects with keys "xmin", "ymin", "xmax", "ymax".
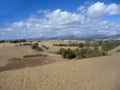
[{"xmin": 0, "ymin": 56, "xmax": 56, "ymax": 72}]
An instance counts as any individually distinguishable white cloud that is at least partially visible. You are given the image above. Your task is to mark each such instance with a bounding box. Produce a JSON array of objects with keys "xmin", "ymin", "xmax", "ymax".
[
  {"xmin": 46, "ymin": 9, "xmax": 84, "ymax": 25},
  {"xmin": 1, "ymin": 9, "xmax": 84, "ymax": 39},
  {"xmin": 87, "ymin": 2, "xmax": 120, "ymax": 18},
  {"xmin": 0, "ymin": 2, "xmax": 120, "ymax": 40},
  {"xmin": 78, "ymin": 6, "xmax": 87, "ymax": 14},
  {"xmin": 107, "ymin": 4, "xmax": 120, "ymax": 15}
]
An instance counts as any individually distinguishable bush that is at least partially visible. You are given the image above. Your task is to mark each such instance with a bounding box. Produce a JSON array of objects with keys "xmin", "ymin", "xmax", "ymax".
[
  {"xmin": 62, "ymin": 48, "xmax": 76, "ymax": 59},
  {"xmin": 53, "ymin": 43, "xmax": 85, "ymax": 47},
  {"xmin": 58, "ymin": 46, "xmax": 108, "ymax": 59},
  {"xmin": 53, "ymin": 43, "xmax": 67, "ymax": 46},
  {"xmin": 57, "ymin": 48, "xmax": 66, "ymax": 54},
  {"xmin": 75, "ymin": 48, "xmax": 93, "ymax": 58},
  {"xmin": 9, "ymin": 39, "xmax": 26, "ymax": 43},
  {"xmin": 31, "ymin": 43, "xmax": 43, "ymax": 51},
  {"xmin": 0, "ymin": 40, "xmax": 5, "ymax": 43},
  {"xmin": 78, "ymin": 43, "xmax": 85, "ymax": 48},
  {"xmin": 57, "ymin": 48, "xmax": 75, "ymax": 59},
  {"xmin": 99, "ymin": 40, "xmax": 120, "ymax": 51},
  {"xmin": 75, "ymin": 47, "xmax": 108, "ymax": 59},
  {"xmin": 32, "ymin": 43, "xmax": 39, "ymax": 49}
]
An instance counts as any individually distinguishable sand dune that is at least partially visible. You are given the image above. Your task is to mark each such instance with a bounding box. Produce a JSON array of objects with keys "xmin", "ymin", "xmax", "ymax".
[
  {"xmin": 109, "ymin": 46, "xmax": 120, "ymax": 55},
  {"xmin": 0, "ymin": 54, "xmax": 120, "ymax": 90},
  {"xmin": 0, "ymin": 44, "xmax": 36, "ymax": 67}
]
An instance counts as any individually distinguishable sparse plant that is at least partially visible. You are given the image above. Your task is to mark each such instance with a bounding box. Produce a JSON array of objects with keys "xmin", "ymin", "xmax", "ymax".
[
  {"xmin": 32, "ymin": 43, "xmax": 39, "ymax": 49},
  {"xmin": 42, "ymin": 45, "xmax": 49, "ymax": 50},
  {"xmin": 57, "ymin": 46, "xmax": 108, "ymax": 59},
  {"xmin": 78, "ymin": 43, "xmax": 85, "ymax": 48},
  {"xmin": 57, "ymin": 48, "xmax": 75, "ymax": 59},
  {"xmin": 31, "ymin": 43, "xmax": 43, "ymax": 51},
  {"xmin": 23, "ymin": 54, "xmax": 47, "ymax": 58}
]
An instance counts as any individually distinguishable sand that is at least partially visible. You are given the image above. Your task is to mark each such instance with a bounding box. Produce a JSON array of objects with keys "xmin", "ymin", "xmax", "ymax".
[
  {"xmin": 0, "ymin": 41, "xmax": 120, "ymax": 90},
  {"xmin": 0, "ymin": 41, "xmax": 77, "ymax": 67},
  {"xmin": 0, "ymin": 54, "xmax": 120, "ymax": 90},
  {"xmin": 0, "ymin": 43, "xmax": 36, "ymax": 67}
]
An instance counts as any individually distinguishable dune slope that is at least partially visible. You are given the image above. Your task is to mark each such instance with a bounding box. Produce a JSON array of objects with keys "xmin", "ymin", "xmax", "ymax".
[{"xmin": 0, "ymin": 55, "xmax": 120, "ymax": 90}]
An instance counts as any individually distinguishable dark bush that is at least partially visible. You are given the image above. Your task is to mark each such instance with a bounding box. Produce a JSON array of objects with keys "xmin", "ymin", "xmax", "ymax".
[
  {"xmin": 0, "ymin": 40, "xmax": 5, "ymax": 43},
  {"xmin": 9, "ymin": 39, "xmax": 26, "ymax": 43},
  {"xmin": 57, "ymin": 48, "xmax": 75, "ymax": 59},
  {"xmin": 57, "ymin": 48, "xmax": 66, "ymax": 54},
  {"xmin": 31, "ymin": 43, "xmax": 43, "ymax": 51},
  {"xmin": 78, "ymin": 43, "xmax": 85, "ymax": 48},
  {"xmin": 31, "ymin": 43, "xmax": 39, "ymax": 49},
  {"xmin": 53, "ymin": 43, "xmax": 67, "ymax": 46},
  {"xmin": 62, "ymin": 48, "xmax": 76, "ymax": 59}
]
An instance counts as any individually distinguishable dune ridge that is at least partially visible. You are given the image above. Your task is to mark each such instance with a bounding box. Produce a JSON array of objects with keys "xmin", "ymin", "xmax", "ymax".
[{"xmin": 0, "ymin": 54, "xmax": 120, "ymax": 90}]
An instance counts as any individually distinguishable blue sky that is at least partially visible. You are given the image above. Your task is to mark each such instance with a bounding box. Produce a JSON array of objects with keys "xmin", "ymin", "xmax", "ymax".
[{"xmin": 0, "ymin": 0, "xmax": 120, "ymax": 40}]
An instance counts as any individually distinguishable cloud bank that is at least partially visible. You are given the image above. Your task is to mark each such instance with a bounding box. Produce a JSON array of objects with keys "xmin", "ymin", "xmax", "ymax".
[
  {"xmin": 87, "ymin": 2, "xmax": 120, "ymax": 18},
  {"xmin": 0, "ymin": 2, "xmax": 120, "ymax": 40}
]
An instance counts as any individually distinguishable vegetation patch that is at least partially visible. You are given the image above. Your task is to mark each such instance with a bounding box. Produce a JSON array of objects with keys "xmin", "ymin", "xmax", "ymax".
[
  {"xmin": 42, "ymin": 45, "xmax": 49, "ymax": 50},
  {"xmin": 53, "ymin": 43, "xmax": 85, "ymax": 47},
  {"xmin": 85, "ymin": 40, "xmax": 120, "ymax": 51},
  {"xmin": 57, "ymin": 47, "xmax": 108, "ymax": 59},
  {"xmin": 57, "ymin": 48, "xmax": 75, "ymax": 59},
  {"xmin": 31, "ymin": 43, "xmax": 43, "ymax": 51},
  {"xmin": 23, "ymin": 54, "xmax": 47, "ymax": 58},
  {"xmin": 117, "ymin": 50, "xmax": 120, "ymax": 52}
]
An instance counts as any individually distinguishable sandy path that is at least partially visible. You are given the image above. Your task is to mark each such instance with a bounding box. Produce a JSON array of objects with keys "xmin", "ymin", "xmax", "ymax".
[{"xmin": 0, "ymin": 55, "xmax": 120, "ymax": 90}]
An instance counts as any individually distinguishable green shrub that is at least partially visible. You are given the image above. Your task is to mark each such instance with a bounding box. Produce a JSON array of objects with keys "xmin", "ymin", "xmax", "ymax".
[
  {"xmin": 62, "ymin": 48, "xmax": 76, "ymax": 59},
  {"xmin": 57, "ymin": 48, "xmax": 75, "ymax": 59},
  {"xmin": 57, "ymin": 48, "xmax": 66, "ymax": 54},
  {"xmin": 31, "ymin": 43, "xmax": 43, "ymax": 51},
  {"xmin": 53, "ymin": 43, "xmax": 67, "ymax": 46},
  {"xmin": 57, "ymin": 46, "xmax": 108, "ymax": 59},
  {"xmin": 75, "ymin": 48, "xmax": 93, "ymax": 59},
  {"xmin": 100, "ymin": 40, "xmax": 120, "ymax": 51},
  {"xmin": 78, "ymin": 43, "xmax": 85, "ymax": 48}
]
